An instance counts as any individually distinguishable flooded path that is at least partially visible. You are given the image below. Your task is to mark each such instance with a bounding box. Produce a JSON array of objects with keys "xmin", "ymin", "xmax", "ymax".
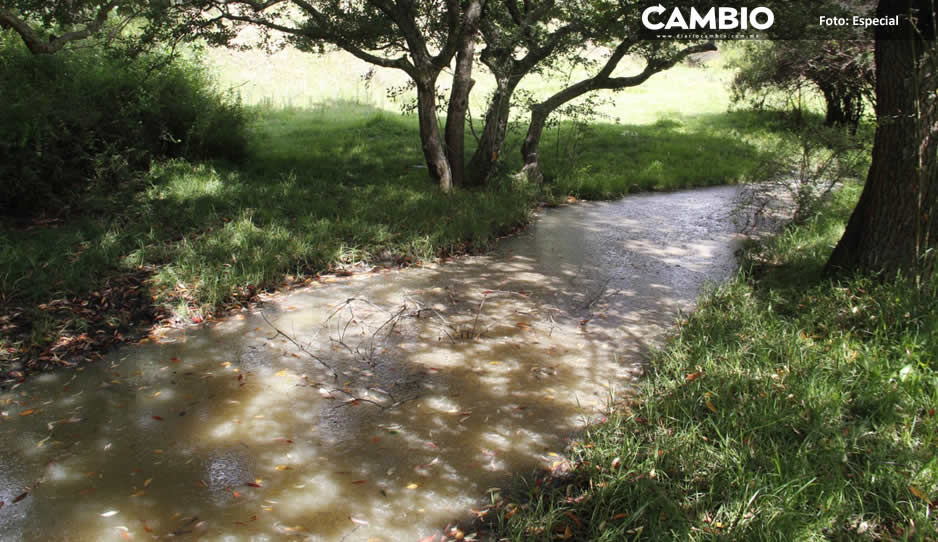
[{"xmin": 1, "ymin": 186, "xmax": 742, "ymax": 541}]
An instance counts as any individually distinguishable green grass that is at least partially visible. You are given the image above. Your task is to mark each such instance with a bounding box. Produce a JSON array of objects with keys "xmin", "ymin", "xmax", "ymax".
[{"xmin": 489, "ymin": 186, "xmax": 938, "ymax": 540}]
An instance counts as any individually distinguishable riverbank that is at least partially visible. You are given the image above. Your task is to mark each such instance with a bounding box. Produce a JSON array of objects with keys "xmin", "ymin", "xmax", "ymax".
[
  {"xmin": 487, "ymin": 184, "xmax": 938, "ymax": 540},
  {"xmin": 1, "ymin": 105, "xmax": 766, "ymax": 383}
]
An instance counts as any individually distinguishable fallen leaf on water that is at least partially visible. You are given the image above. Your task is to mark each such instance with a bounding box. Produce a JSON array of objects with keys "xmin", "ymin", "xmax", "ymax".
[
  {"xmin": 351, "ymin": 480, "xmax": 367, "ymax": 485},
  {"xmin": 198, "ymin": 480, "xmax": 208, "ymax": 488},
  {"xmin": 275, "ymin": 465, "xmax": 291, "ymax": 471},
  {"xmin": 232, "ymin": 491, "xmax": 242, "ymax": 498},
  {"xmin": 350, "ymin": 517, "xmax": 369, "ymax": 526},
  {"xmin": 131, "ymin": 490, "xmax": 145, "ymax": 497},
  {"xmin": 275, "ymin": 370, "xmax": 288, "ymax": 377},
  {"xmin": 406, "ymin": 483, "xmax": 419, "ymax": 489},
  {"xmin": 20, "ymin": 409, "xmax": 35, "ymax": 416},
  {"xmin": 169, "ymin": 357, "xmax": 181, "ymax": 364},
  {"xmin": 221, "ymin": 362, "xmax": 231, "ymax": 368},
  {"xmin": 515, "ymin": 322, "xmax": 530, "ymax": 329},
  {"xmin": 142, "ymin": 522, "xmax": 152, "ymax": 533},
  {"xmin": 120, "ymin": 531, "xmax": 132, "ymax": 540},
  {"xmin": 100, "ymin": 510, "xmax": 118, "ymax": 517},
  {"xmin": 13, "ymin": 492, "xmax": 28, "ymax": 503},
  {"xmin": 152, "ymin": 416, "xmax": 163, "ymax": 421},
  {"xmin": 144, "ymin": 478, "xmax": 152, "ymax": 488},
  {"xmin": 244, "ymin": 482, "xmax": 262, "ymax": 488}
]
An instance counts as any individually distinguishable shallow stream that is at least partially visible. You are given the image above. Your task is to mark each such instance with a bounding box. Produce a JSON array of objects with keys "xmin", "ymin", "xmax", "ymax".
[{"xmin": 1, "ymin": 186, "xmax": 742, "ymax": 541}]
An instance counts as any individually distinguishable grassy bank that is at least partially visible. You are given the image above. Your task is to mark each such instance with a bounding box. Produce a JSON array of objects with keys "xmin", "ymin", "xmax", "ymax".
[
  {"xmin": 2, "ymin": 102, "xmax": 778, "ymax": 376},
  {"xmin": 488, "ymin": 186, "xmax": 938, "ymax": 540}
]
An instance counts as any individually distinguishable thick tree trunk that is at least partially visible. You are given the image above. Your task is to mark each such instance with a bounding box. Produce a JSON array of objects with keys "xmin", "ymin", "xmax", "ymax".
[
  {"xmin": 416, "ymin": 80, "xmax": 454, "ymax": 192},
  {"xmin": 825, "ymin": 0, "xmax": 938, "ymax": 278},
  {"xmin": 466, "ymin": 75, "xmax": 520, "ymax": 186},
  {"xmin": 443, "ymin": 0, "xmax": 483, "ymax": 188}
]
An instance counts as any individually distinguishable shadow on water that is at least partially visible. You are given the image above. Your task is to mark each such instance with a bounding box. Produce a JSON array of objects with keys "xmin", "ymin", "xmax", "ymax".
[{"xmin": 0, "ymin": 186, "xmax": 742, "ymax": 541}]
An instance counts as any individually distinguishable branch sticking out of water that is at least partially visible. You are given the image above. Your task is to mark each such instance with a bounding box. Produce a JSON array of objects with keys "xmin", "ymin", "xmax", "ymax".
[{"xmin": 261, "ymin": 312, "xmax": 338, "ymax": 380}]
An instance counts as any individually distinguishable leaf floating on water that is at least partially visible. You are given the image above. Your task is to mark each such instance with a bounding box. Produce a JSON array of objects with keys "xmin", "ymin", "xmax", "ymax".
[
  {"xmin": 131, "ymin": 489, "xmax": 145, "ymax": 497},
  {"xmin": 100, "ymin": 510, "xmax": 119, "ymax": 517},
  {"xmin": 20, "ymin": 409, "xmax": 35, "ymax": 416},
  {"xmin": 12, "ymin": 492, "xmax": 28, "ymax": 503},
  {"xmin": 349, "ymin": 517, "xmax": 369, "ymax": 526},
  {"xmin": 169, "ymin": 357, "xmax": 181, "ymax": 364},
  {"xmin": 152, "ymin": 416, "xmax": 163, "ymax": 421},
  {"xmin": 275, "ymin": 465, "xmax": 291, "ymax": 471},
  {"xmin": 143, "ymin": 478, "xmax": 152, "ymax": 488},
  {"xmin": 198, "ymin": 480, "xmax": 208, "ymax": 488},
  {"xmin": 244, "ymin": 482, "xmax": 262, "ymax": 488},
  {"xmin": 351, "ymin": 480, "xmax": 367, "ymax": 485},
  {"xmin": 406, "ymin": 483, "xmax": 419, "ymax": 489},
  {"xmin": 275, "ymin": 370, "xmax": 289, "ymax": 377}
]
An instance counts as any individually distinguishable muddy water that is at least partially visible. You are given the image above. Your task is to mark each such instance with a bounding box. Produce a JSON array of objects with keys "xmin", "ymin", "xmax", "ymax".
[{"xmin": 1, "ymin": 186, "xmax": 741, "ymax": 541}]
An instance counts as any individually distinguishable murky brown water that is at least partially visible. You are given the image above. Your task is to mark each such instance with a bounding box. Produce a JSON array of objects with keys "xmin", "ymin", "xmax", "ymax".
[{"xmin": 1, "ymin": 187, "xmax": 742, "ymax": 541}]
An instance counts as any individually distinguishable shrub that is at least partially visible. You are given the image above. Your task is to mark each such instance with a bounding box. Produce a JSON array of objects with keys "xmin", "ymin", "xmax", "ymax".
[{"xmin": 0, "ymin": 35, "xmax": 249, "ymax": 217}]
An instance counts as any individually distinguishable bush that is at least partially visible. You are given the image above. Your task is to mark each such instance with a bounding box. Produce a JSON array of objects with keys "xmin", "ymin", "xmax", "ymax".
[{"xmin": 0, "ymin": 35, "xmax": 249, "ymax": 217}]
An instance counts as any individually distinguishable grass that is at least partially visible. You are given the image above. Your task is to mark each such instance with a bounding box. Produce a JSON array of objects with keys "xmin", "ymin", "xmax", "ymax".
[{"xmin": 487, "ymin": 185, "xmax": 938, "ymax": 540}]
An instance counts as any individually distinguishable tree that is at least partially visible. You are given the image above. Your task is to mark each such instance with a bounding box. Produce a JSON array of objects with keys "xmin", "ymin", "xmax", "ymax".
[
  {"xmin": 0, "ymin": 1, "xmax": 176, "ymax": 55},
  {"xmin": 825, "ymin": 0, "xmax": 938, "ymax": 279},
  {"xmin": 731, "ymin": 40, "xmax": 875, "ymax": 131},
  {"xmin": 467, "ymin": 1, "xmax": 713, "ymax": 186},
  {"xmin": 519, "ymin": 39, "xmax": 716, "ymax": 184},
  {"xmin": 176, "ymin": 0, "xmax": 486, "ymax": 192}
]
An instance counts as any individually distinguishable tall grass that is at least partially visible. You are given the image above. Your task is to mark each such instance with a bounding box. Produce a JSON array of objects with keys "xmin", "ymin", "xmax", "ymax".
[{"xmin": 490, "ymin": 186, "xmax": 938, "ymax": 540}]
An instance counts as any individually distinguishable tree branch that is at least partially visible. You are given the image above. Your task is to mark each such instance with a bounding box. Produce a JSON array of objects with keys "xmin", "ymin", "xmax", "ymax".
[{"xmin": 0, "ymin": 1, "xmax": 120, "ymax": 55}]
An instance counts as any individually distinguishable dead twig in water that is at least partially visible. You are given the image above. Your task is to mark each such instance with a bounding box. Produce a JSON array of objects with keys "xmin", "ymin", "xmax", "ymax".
[{"xmin": 261, "ymin": 312, "xmax": 338, "ymax": 380}]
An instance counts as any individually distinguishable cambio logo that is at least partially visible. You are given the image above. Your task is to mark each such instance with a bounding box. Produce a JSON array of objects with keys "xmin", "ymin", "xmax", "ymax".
[{"xmin": 642, "ymin": 4, "xmax": 775, "ymax": 31}]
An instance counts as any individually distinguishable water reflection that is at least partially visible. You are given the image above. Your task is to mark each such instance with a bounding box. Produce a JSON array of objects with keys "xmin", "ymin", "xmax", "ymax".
[{"xmin": 0, "ymin": 186, "xmax": 741, "ymax": 541}]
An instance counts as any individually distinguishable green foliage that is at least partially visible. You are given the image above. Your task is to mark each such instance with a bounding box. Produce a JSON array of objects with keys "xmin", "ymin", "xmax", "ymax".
[
  {"xmin": 0, "ymin": 35, "xmax": 248, "ymax": 217},
  {"xmin": 492, "ymin": 186, "xmax": 938, "ymax": 540}
]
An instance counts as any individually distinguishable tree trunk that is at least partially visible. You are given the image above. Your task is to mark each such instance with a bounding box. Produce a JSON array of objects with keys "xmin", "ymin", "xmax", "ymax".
[
  {"xmin": 416, "ymin": 80, "xmax": 454, "ymax": 192},
  {"xmin": 825, "ymin": 0, "xmax": 938, "ymax": 279},
  {"xmin": 466, "ymin": 75, "xmax": 520, "ymax": 186},
  {"xmin": 443, "ymin": 0, "xmax": 483, "ymax": 188},
  {"xmin": 520, "ymin": 104, "xmax": 550, "ymax": 184}
]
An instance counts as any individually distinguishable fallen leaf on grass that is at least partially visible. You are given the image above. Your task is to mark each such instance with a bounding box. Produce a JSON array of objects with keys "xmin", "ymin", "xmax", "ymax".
[
  {"xmin": 612, "ymin": 513, "xmax": 628, "ymax": 520},
  {"xmin": 685, "ymin": 372, "xmax": 703, "ymax": 381},
  {"xmin": 909, "ymin": 486, "xmax": 931, "ymax": 502},
  {"xmin": 564, "ymin": 512, "xmax": 582, "ymax": 528}
]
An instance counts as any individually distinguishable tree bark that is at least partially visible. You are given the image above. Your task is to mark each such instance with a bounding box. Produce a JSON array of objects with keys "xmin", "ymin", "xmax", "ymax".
[
  {"xmin": 465, "ymin": 73, "xmax": 521, "ymax": 186},
  {"xmin": 416, "ymin": 79, "xmax": 454, "ymax": 192},
  {"xmin": 443, "ymin": 0, "xmax": 483, "ymax": 188},
  {"xmin": 825, "ymin": 0, "xmax": 938, "ymax": 279}
]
